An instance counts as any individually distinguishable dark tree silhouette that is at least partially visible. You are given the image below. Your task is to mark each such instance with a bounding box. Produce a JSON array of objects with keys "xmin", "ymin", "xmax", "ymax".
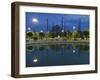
[
  {"xmin": 83, "ymin": 30, "xmax": 89, "ymax": 39},
  {"xmin": 80, "ymin": 32, "xmax": 84, "ymax": 40},
  {"xmin": 48, "ymin": 32, "xmax": 55, "ymax": 38},
  {"xmin": 26, "ymin": 32, "xmax": 33, "ymax": 39},
  {"xmin": 66, "ymin": 30, "xmax": 72, "ymax": 39},
  {"xmin": 39, "ymin": 32, "xmax": 45, "ymax": 39},
  {"xmin": 60, "ymin": 32, "xmax": 67, "ymax": 37},
  {"xmin": 33, "ymin": 36, "xmax": 38, "ymax": 41}
]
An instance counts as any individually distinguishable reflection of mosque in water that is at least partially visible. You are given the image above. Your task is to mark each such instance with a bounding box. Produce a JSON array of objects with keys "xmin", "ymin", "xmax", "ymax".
[
  {"xmin": 26, "ymin": 43, "xmax": 89, "ymax": 54},
  {"xmin": 26, "ymin": 43, "xmax": 89, "ymax": 67}
]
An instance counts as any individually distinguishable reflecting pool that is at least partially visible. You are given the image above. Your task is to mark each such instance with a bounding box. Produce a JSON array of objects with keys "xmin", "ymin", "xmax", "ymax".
[{"xmin": 26, "ymin": 43, "xmax": 89, "ymax": 67}]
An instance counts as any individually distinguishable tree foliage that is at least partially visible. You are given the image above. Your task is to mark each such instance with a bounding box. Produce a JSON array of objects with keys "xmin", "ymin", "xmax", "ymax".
[
  {"xmin": 83, "ymin": 30, "xmax": 89, "ymax": 39},
  {"xmin": 26, "ymin": 32, "xmax": 33, "ymax": 39},
  {"xmin": 39, "ymin": 32, "xmax": 45, "ymax": 39}
]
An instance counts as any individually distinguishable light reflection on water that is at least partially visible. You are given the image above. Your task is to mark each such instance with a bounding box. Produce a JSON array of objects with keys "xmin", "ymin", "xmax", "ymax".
[{"xmin": 26, "ymin": 43, "xmax": 89, "ymax": 67}]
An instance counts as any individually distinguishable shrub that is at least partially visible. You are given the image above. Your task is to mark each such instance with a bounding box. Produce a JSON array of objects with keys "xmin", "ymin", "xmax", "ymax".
[{"xmin": 33, "ymin": 36, "xmax": 38, "ymax": 41}]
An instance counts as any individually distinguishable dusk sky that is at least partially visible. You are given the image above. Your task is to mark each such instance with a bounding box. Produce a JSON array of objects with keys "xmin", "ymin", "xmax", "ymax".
[{"xmin": 26, "ymin": 12, "xmax": 89, "ymax": 32}]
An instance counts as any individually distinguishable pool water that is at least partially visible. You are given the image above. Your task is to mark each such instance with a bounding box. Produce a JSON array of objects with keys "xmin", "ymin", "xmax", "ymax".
[{"xmin": 26, "ymin": 43, "xmax": 89, "ymax": 67}]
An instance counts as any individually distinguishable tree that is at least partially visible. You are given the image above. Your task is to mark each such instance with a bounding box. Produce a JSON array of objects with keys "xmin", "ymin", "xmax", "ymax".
[
  {"xmin": 60, "ymin": 32, "xmax": 67, "ymax": 38},
  {"xmin": 77, "ymin": 30, "xmax": 82, "ymax": 38},
  {"xmin": 80, "ymin": 32, "xmax": 84, "ymax": 40},
  {"xmin": 65, "ymin": 30, "xmax": 71, "ymax": 40},
  {"xmin": 26, "ymin": 32, "xmax": 33, "ymax": 39},
  {"xmin": 39, "ymin": 32, "xmax": 45, "ymax": 39},
  {"xmin": 33, "ymin": 36, "xmax": 38, "ymax": 41},
  {"xmin": 48, "ymin": 32, "xmax": 55, "ymax": 38},
  {"xmin": 71, "ymin": 31, "xmax": 79, "ymax": 40},
  {"xmin": 83, "ymin": 30, "xmax": 89, "ymax": 39},
  {"xmin": 39, "ymin": 46, "xmax": 45, "ymax": 51}
]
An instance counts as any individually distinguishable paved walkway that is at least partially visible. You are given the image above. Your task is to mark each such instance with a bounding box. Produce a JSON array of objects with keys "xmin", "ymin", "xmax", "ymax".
[{"xmin": 26, "ymin": 40, "xmax": 89, "ymax": 46}]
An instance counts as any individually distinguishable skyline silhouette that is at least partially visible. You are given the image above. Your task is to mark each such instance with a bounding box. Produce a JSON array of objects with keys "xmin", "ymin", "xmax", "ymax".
[{"xmin": 26, "ymin": 12, "xmax": 89, "ymax": 32}]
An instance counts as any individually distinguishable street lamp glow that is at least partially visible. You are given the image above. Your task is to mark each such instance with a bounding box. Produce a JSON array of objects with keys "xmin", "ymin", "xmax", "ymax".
[
  {"xmin": 28, "ymin": 27, "xmax": 31, "ymax": 31},
  {"xmin": 40, "ymin": 30, "xmax": 43, "ymax": 32},
  {"xmin": 61, "ymin": 30, "xmax": 64, "ymax": 32},
  {"xmin": 32, "ymin": 18, "xmax": 38, "ymax": 23},
  {"xmin": 73, "ymin": 26, "xmax": 76, "ymax": 30}
]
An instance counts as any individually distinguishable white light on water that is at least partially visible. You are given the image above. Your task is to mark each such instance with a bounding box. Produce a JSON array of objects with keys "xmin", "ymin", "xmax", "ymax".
[
  {"xmin": 73, "ymin": 50, "xmax": 76, "ymax": 53},
  {"xmin": 33, "ymin": 58, "xmax": 38, "ymax": 63}
]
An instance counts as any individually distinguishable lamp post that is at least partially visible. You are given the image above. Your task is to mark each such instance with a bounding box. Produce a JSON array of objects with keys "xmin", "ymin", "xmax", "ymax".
[
  {"xmin": 32, "ymin": 17, "xmax": 38, "ymax": 32},
  {"xmin": 39, "ymin": 30, "xmax": 44, "ymax": 40},
  {"xmin": 27, "ymin": 27, "xmax": 31, "ymax": 31},
  {"xmin": 61, "ymin": 29, "xmax": 64, "ymax": 40},
  {"xmin": 31, "ymin": 18, "xmax": 39, "ymax": 38},
  {"xmin": 73, "ymin": 26, "xmax": 76, "ymax": 30},
  {"xmin": 26, "ymin": 27, "xmax": 33, "ymax": 40},
  {"xmin": 40, "ymin": 30, "xmax": 43, "ymax": 33},
  {"xmin": 73, "ymin": 26, "xmax": 76, "ymax": 40}
]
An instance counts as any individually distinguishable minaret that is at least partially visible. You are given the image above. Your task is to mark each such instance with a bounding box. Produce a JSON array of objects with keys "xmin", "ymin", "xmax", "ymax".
[
  {"xmin": 78, "ymin": 18, "xmax": 81, "ymax": 31},
  {"xmin": 46, "ymin": 16, "xmax": 48, "ymax": 32},
  {"xmin": 46, "ymin": 16, "xmax": 49, "ymax": 40},
  {"xmin": 61, "ymin": 16, "xmax": 64, "ymax": 29},
  {"xmin": 61, "ymin": 16, "xmax": 64, "ymax": 30}
]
